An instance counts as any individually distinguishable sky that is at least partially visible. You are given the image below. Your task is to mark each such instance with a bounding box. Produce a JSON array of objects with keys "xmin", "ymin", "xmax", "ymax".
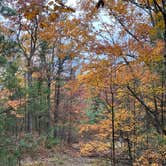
[{"xmin": 66, "ymin": 0, "xmax": 78, "ymax": 8}]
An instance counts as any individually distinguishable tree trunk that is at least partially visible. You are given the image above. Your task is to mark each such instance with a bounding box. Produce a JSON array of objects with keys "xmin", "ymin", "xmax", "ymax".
[
  {"xmin": 126, "ymin": 137, "xmax": 133, "ymax": 166},
  {"xmin": 111, "ymin": 90, "xmax": 116, "ymax": 166},
  {"xmin": 47, "ymin": 77, "xmax": 51, "ymax": 133},
  {"xmin": 54, "ymin": 58, "xmax": 63, "ymax": 137},
  {"xmin": 27, "ymin": 59, "xmax": 33, "ymax": 133}
]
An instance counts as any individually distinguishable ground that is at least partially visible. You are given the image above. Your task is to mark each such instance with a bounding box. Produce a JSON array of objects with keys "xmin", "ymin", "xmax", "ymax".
[
  {"xmin": 21, "ymin": 146, "xmax": 111, "ymax": 166},
  {"xmin": 22, "ymin": 154, "xmax": 111, "ymax": 166}
]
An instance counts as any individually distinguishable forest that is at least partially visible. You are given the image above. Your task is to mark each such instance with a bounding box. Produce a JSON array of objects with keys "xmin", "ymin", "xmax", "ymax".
[{"xmin": 0, "ymin": 0, "xmax": 166, "ymax": 165}]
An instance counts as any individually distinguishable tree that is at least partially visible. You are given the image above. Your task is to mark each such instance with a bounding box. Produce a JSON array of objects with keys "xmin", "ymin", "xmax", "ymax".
[{"xmin": 77, "ymin": 0, "xmax": 166, "ymax": 164}]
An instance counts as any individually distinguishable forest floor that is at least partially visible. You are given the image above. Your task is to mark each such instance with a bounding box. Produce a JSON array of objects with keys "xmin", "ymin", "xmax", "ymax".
[
  {"xmin": 21, "ymin": 146, "xmax": 111, "ymax": 166},
  {"xmin": 22, "ymin": 154, "xmax": 107, "ymax": 166}
]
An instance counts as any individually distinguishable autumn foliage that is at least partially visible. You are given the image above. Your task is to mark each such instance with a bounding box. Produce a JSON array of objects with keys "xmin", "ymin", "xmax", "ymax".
[{"xmin": 0, "ymin": 0, "xmax": 166, "ymax": 165}]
